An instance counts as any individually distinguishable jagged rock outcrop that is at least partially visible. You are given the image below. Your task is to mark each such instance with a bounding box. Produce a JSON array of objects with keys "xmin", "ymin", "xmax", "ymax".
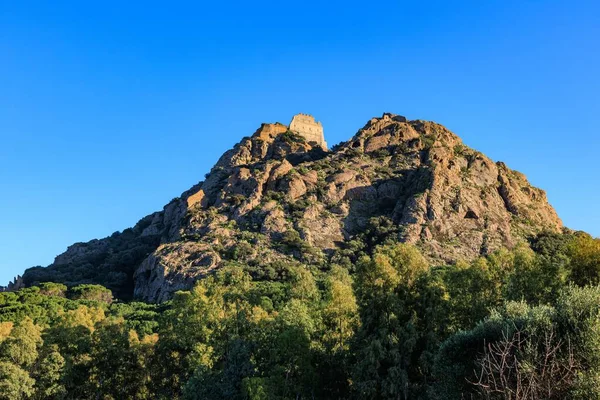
[
  {"xmin": 0, "ymin": 275, "xmax": 25, "ymax": 292},
  {"xmin": 134, "ymin": 242, "xmax": 221, "ymax": 302},
  {"xmin": 19, "ymin": 113, "xmax": 562, "ymax": 301}
]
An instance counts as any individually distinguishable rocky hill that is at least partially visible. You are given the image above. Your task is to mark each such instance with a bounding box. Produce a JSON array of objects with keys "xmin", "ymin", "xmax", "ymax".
[{"xmin": 21, "ymin": 113, "xmax": 562, "ymax": 301}]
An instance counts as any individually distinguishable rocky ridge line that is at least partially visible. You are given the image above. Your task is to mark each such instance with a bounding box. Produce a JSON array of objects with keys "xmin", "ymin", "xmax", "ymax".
[{"xmin": 21, "ymin": 114, "xmax": 562, "ymax": 301}]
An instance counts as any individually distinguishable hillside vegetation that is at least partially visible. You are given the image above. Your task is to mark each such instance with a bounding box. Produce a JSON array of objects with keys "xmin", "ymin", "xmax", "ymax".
[{"xmin": 2, "ymin": 231, "xmax": 600, "ymax": 399}]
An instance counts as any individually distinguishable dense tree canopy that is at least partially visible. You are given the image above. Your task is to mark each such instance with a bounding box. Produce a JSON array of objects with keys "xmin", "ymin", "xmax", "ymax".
[{"xmin": 1, "ymin": 231, "xmax": 600, "ymax": 399}]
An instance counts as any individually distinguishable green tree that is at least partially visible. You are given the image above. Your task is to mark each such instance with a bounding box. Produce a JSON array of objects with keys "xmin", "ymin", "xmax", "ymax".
[
  {"xmin": 322, "ymin": 265, "xmax": 359, "ymax": 353},
  {"xmin": 69, "ymin": 284, "xmax": 113, "ymax": 303},
  {"xmin": 352, "ymin": 244, "xmax": 429, "ymax": 399},
  {"xmin": 0, "ymin": 317, "xmax": 42, "ymax": 368},
  {"xmin": 568, "ymin": 234, "xmax": 600, "ymax": 286},
  {"xmin": 434, "ymin": 286, "xmax": 600, "ymax": 399},
  {"xmin": 86, "ymin": 318, "xmax": 157, "ymax": 399},
  {"xmin": 155, "ymin": 267, "xmax": 252, "ymax": 398},
  {"xmin": 32, "ymin": 347, "xmax": 65, "ymax": 399},
  {"xmin": 505, "ymin": 244, "xmax": 569, "ymax": 304},
  {"xmin": 44, "ymin": 306, "xmax": 105, "ymax": 398},
  {"xmin": 0, "ymin": 362, "xmax": 35, "ymax": 400},
  {"xmin": 38, "ymin": 282, "xmax": 67, "ymax": 298},
  {"xmin": 318, "ymin": 266, "xmax": 359, "ymax": 398}
]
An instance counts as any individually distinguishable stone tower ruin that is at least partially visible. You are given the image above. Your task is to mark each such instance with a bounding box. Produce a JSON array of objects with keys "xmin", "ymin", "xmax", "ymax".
[{"xmin": 289, "ymin": 113, "xmax": 327, "ymax": 150}]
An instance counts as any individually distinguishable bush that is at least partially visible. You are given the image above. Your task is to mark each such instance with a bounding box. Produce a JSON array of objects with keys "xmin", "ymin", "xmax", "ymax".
[
  {"xmin": 69, "ymin": 285, "xmax": 113, "ymax": 303},
  {"xmin": 435, "ymin": 287, "xmax": 600, "ymax": 399},
  {"xmin": 38, "ymin": 283, "xmax": 67, "ymax": 297}
]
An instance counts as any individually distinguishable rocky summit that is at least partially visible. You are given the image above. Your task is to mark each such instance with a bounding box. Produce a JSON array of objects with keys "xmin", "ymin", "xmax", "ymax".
[{"xmin": 20, "ymin": 113, "xmax": 562, "ymax": 301}]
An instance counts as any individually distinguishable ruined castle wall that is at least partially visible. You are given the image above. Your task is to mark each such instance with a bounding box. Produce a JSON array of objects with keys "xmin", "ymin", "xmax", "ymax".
[
  {"xmin": 289, "ymin": 114, "xmax": 327, "ymax": 149},
  {"xmin": 252, "ymin": 123, "xmax": 288, "ymax": 141}
]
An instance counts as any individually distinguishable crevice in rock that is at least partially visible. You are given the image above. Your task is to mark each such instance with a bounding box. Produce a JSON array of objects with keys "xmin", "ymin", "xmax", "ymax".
[
  {"xmin": 497, "ymin": 174, "xmax": 519, "ymax": 215},
  {"xmin": 464, "ymin": 210, "xmax": 479, "ymax": 219},
  {"xmin": 480, "ymin": 233, "xmax": 490, "ymax": 256}
]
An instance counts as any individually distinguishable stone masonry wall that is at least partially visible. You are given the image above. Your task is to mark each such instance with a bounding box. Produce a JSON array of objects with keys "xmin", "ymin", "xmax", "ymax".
[{"xmin": 289, "ymin": 114, "xmax": 327, "ymax": 149}]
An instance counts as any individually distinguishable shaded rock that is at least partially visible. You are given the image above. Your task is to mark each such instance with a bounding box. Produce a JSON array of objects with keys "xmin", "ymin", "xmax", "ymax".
[{"xmin": 134, "ymin": 242, "xmax": 221, "ymax": 302}]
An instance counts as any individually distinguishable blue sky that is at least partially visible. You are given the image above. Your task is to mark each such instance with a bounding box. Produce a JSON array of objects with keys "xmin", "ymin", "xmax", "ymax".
[{"xmin": 1, "ymin": 1, "xmax": 598, "ymax": 284}]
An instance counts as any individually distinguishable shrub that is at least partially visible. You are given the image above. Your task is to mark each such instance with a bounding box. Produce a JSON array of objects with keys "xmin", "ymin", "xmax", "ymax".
[{"xmin": 69, "ymin": 285, "xmax": 113, "ymax": 303}]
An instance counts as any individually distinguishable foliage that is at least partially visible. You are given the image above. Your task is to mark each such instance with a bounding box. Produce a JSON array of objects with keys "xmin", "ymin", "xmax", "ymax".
[
  {"xmin": 69, "ymin": 284, "xmax": 113, "ymax": 303},
  {"xmin": 434, "ymin": 287, "xmax": 600, "ymax": 399},
  {"xmin": 2, "ymin": 231, "xmax": 600, "ymax": 398}
]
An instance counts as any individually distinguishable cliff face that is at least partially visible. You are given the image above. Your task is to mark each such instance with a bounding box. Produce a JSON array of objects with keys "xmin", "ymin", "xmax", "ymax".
[{"xmin": 21, "ymin": 114, "xmax": 562, "ymax": 301}]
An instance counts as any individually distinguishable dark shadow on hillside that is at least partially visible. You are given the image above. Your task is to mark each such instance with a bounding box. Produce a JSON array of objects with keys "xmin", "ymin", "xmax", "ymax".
[{"xmin": 341, "ymin": 166, "xmax": 433, "ymax": 238}]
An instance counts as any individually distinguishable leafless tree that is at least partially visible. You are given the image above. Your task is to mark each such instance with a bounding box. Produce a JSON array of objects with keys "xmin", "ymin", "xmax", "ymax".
[{"xmin": 469, "ymin": 325, "xmax": 578, "ymax": 399}]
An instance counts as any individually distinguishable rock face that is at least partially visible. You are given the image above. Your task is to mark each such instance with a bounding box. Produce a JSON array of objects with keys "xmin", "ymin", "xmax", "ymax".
[
  {"xmin": 0, "ymin": 275, "xmax": 24, "ymax": 292},
  {"xmin": 20, "ymin": 113, "xmax": 562, "ymax": 301}
]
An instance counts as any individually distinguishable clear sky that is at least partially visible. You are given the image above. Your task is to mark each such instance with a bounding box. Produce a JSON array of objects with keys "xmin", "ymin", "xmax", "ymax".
[{"xmin": 1, "ymin": 1, "xmax": 599, "ymax": 284}]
